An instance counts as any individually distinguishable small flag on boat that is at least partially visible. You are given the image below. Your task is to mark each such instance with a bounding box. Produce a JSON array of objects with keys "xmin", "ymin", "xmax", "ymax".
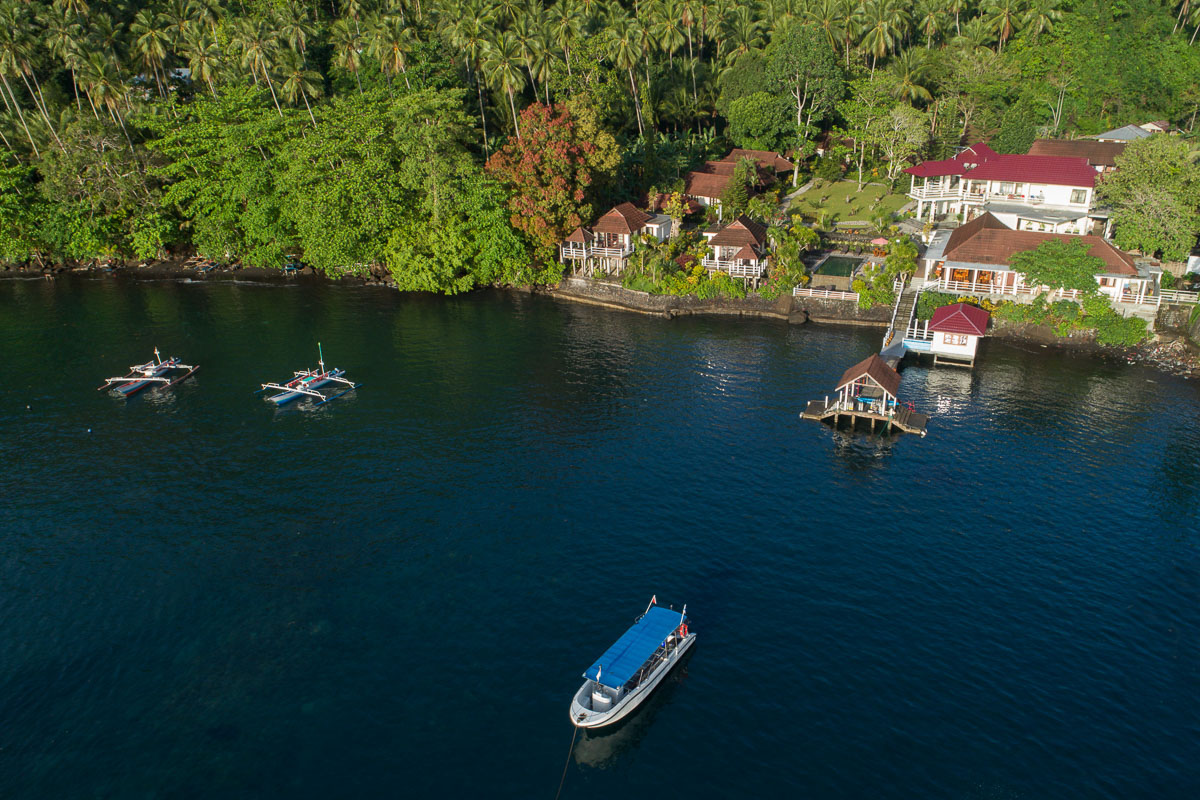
[{"xmin": 650, "ymin": 595, "xmax": 657, "ymax": 606}]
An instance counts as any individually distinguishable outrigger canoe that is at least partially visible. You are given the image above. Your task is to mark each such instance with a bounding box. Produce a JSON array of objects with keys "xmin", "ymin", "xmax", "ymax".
[
  {"xmin": 258, "ymin": 343, "xmax": 360, "ymax": 406},
  {"xmin": 569, "ymin": 599, "xmax": 695, "ymax": 729},
  {"xmin": 97, "ymin": 348, "xmax": 198, "ymax": 396}
]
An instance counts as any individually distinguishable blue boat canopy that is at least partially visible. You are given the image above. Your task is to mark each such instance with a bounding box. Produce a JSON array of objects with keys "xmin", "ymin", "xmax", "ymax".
[{"xmin": 585, "ymin": 605, "xmax": 685, "ymax": 689}]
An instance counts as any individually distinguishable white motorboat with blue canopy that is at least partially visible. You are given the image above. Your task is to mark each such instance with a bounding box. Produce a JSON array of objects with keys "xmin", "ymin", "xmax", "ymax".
[{"xmin": 570, "ymin": 599, "xmax": 695, "ymax": 729}]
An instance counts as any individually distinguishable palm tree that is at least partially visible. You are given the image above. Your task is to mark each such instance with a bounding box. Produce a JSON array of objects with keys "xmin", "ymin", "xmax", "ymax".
[
  {"xmin": 448, "ymin": 5, "xmax": 495, "ymax": 149},
  {"xmin": 330, "ymin": 18, "xmax": 365, "ymax": 94},
  {"xmin": 604, "ymin": 10, "xmax": 646, "ymax": 136},
  {"xmin": 510, "ymin": 13, "xmax": 543, "ymax": 99},
  {"xmin": 370, "ymin": 14, "xmax": 415, "ymax": 90},
  {"xmin": 233, "ymin": 16, "xmax": 284, "ymax": 113},
  {"xmin": 0, "ymin": 11, "xmax": 63, "ymax": 152},
  {"xmin": 275, "ymin": 4, "xmax": 316, "ymax": 65},
  {"xmin": 860, "ymin": 0, "xmax": 909, "ymax": 72},
  {"xmin": 807, "ymin": 0, "xmax": 847, "ymax": 52},
  {"xmin": 1022, "ymin": 0, "xmax": 1061, "ymax": 41},
  {"xmin": 0, "ymin": 26, "xmax": 37, "ymax": 156},
  {"xmin": 80, "ymin": 49, "xmax": 135, "ymax": 151},
  {"xmin": 981, "ymin": 0, "xmax": 1022, "ymax": 52},
  {"xmin": 549, "ymin": 0, "xmax": 582, "ymax": 76},
  {"xmin": 718, "ymin": 6, "xmax": 764, "ymax": 67},
  {"xmin": 41, "ymin": 10, "xmax": 85, "ymax": 111},
  {"xmin": 653, "ymin": 0, "xmax": 687, "ymax": 68},
  {"xmin": 279, "ymin": 51, "xmax": 322, "ymax": 126},
  {"xmin": 180, "ymin": 28, "xmax": 221, "ymax": 96},
  {"xmin": 954, "ymin": 15, "xmax": 996, "ymax": 51},
  {"xmin": 945, "ymin": 0, "xmax": 967, "ymax": 35},
  {"xmin": 914, "ymin": 0, "xmax": 943, "ymax": 47},
  {"xmin": 483, "ymin": 30, "xmax": 527, "ymax": 139},
  {"xmin": 162, "ymin": 0, "xmax": 199, "ymax": 46},
  {"xmin": 889, "ymin": 49, "xmax": 933, "ymax": 104},
  {"xmin": 131, "ymin": 9, "xmax": 171, "ymax": 98}
]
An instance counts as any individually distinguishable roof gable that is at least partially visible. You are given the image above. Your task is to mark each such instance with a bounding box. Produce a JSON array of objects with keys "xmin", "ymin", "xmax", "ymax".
[
  {"xmin": 905, "ymin": 142, "xmax": 998, "ymax": 178},
  {"xmin": 1092, "ymin": 124, "xmax": 1151, "ymax": 141},
  {"xmin": 708, "ymin": 215, "xmax": 768, "ymax": 248},
  {"xmin": 592, "ymin": 202, "xmax": 653, "ymax": 235},
  {"xmin": 929, "ymin": 303, "xmax": 990, "ymax": 336},
  {"xmin": 836, "ymin": 354, "xmax": 901, "ymax": 399},
  {"xmin": 724, "ymin": 148, "xmax": 794, "ymax": 172}
]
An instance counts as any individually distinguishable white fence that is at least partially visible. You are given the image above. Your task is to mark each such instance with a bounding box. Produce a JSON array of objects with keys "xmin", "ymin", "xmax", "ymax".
[
  {"xmin": 1159, "ymin": 289, "xmax": 1200, "ymax": 305},
  {"xmin": 793, "ymin": 287, "xmax": 859, "ymax": 301}
]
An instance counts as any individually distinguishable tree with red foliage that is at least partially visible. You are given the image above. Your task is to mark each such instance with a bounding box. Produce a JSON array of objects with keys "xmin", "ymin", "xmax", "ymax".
[{"xmin": 485, "ymin": 102, "xmax": 617, "ymax": 257}]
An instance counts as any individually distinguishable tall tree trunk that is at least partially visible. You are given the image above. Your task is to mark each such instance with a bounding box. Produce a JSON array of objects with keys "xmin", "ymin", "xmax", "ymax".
[
  {"xmin": 475, "ymin": 71, "xmax": 490, "ymax": 155},
  {"xmin": 687, "ymin": 29, "xmax": 696, "ymax": 102},
  {"xmin": 508, "ymin": 88, "xmax": 521, "ymax": 139},
  {"xmin": 627, "ymin": 67, "xmax": 644, "ymax": 136},
  {"xmin": 264, "ymin": 74, "xmax": 283, "ymax": 116},
  {"xmin": 302, "ymin": 90, "xmax": 316, "ymax": 127},
  {"xmin": 0, "ymin": 75, "xmax": 38, "ymax": 157}
]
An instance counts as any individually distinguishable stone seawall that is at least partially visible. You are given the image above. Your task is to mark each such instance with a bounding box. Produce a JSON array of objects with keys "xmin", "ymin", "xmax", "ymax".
[{"xmin": 551, "ymin": 277, "xmax": 801, "ymax": 321}]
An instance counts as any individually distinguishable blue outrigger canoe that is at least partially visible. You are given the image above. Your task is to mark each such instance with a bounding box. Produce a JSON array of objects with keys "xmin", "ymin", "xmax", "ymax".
[
  {"xmin": 258, "ymin": 344, "xmax": 360, "ymax": 406},
  {"xmin": 98, "ymin": 348, "xmax": 199, "ymax": 397}
]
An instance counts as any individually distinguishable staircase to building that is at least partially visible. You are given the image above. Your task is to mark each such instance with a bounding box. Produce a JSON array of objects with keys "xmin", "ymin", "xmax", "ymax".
[{"xmin": 880, "ymin": 280, "xmax": 920, "ymax": 366}]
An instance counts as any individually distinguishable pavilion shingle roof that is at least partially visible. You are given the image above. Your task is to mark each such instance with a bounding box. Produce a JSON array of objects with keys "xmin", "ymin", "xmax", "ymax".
[
  {"xmin": 723, "ymin": 148, "xmax": 794, "ymax": 172},
  {"xmin": 685, "ymin": 171, "xmax": 733, "ymax": 200},
  {"xmin": 929, "ymin": 303, "xmax": 990, "ymax": 336},
  {"xmin": 564, "ymin": 226, "xmax": 593, "ymax": 243},
  {"xmin": 1026, "ymin": 139, "xmax": 1126, "ymax": 168},
  {"xmin": 942, "ymin": 212, "xmax": 1138, "ymax": 276},
  {"xmin": 836, "ymin": 354, "xmax": 901, "ymax": 399},
  {"xmin": 592, "ymin": 202, "xmax": 653, "ymax": 235},
  {"xmin": 708, "ymin": 215, "xmax": 768, "ymax": 249}
]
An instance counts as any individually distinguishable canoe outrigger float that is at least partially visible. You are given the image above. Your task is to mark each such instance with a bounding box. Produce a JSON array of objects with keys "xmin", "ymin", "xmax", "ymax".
[
  {"xmin": 97, "ymin": 348, "xmax": 199, "ymax": 396},
  {"xmin": 570, "ymin": 597, "xmax": 695, "ymax": 729},
  {"xmin": 257, "ymin": 343, "xmax": 360, "ymax": 406}
]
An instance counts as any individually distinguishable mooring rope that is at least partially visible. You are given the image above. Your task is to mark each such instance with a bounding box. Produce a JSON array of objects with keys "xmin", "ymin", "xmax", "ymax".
[{"xmin": 553, "ymin": 722, "xmax": 582, "ymax": 800}]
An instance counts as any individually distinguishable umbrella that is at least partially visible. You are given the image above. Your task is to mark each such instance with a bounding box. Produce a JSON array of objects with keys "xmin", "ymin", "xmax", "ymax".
[{"xmin": 870, "ymin": 237, "xmax": 890, "ymax": 245}]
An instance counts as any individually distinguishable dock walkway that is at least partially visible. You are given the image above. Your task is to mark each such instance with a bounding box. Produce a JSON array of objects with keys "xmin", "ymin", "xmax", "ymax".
[{"xmin": 801, "ymin": 399, "xmax": 929, "ymax": 436}]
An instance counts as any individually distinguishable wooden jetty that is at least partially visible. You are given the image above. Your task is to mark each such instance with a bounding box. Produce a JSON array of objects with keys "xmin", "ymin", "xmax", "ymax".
[{"xmin": 801, "ymin": 353, "xmax": 929, "ymax": 436}]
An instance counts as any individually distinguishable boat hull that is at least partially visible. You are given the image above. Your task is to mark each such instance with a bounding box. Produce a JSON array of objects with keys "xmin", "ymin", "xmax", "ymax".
[
  {"xmin": 115, "ymin": 362, "xmax": 174, "ymax": 395},
  {"xmin": 569, "ymin": 633, "xmax": 696, "ymax": 729},
  {"xmin": 267, "ymin": 369, "xmax": 344, "ymax": 405}
]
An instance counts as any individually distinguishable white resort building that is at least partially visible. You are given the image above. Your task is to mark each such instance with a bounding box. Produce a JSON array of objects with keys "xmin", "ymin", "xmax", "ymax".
[
  {"xmin": 918, "ymin": 212, "xmax": 1161, "ymax": 306},
  {"xmin": 560, "ymin": 203, "xmax": 672, "ymax": 276},
  {"xmin": 906, "ymin": 144, "xmax": 1110, "ymax": 237}
]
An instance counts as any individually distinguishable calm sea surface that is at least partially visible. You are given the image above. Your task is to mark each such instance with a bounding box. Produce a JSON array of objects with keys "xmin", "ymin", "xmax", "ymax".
[{"xmin": 1, "ymin": 277, "xmax": 1198, "ymax": 799}]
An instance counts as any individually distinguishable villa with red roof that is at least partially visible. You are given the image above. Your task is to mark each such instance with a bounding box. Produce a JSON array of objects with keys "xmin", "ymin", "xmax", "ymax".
[
  {"xmin": 559, "ymin": 202, "xmax": 672, "ymax": 275},
  {"xmin": 906, "ymin": 144, "xmax": 1109, "ymax": 237},
  {"xmin": 918, "ymin": 212, "xmax": 1161, "ymax": 306},
  {"xmin": 701, "ymin": 215, "xmax": 770, "ymax": 286},
  {"xmin": 903, "ymin": 303, "xmax": 991, "ymax": 367}
]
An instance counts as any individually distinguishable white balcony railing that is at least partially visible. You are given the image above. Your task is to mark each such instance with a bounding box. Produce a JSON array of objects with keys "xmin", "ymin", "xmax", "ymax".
[
  {"xmin": 703, "ymin": 257, "xmax": 764, "ymax": 278},
  {"xmin": 591, "ymin": 245, "xmax": 633, "ymax": 257},
  {"xmin": 560, "ymin": 245, "xmax": 589, "ymax": 260}
]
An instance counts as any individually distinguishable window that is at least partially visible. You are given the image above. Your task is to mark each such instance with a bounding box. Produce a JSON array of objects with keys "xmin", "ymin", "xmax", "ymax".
[
  {"xmin": 943, "ymin": 333, "xmax": 967, "ymax": 346},
  {"xmin": 999, "ymin": 182, "xmax": 1015, "ymax": 194},
  {"xmin": 1071, "ymin": 189, "xmax": 1088, "ymax": 204}
]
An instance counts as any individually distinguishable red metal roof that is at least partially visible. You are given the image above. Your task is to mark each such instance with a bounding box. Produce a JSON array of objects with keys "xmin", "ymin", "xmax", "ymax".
[
  {"xmin": 942, "ymin": 213, "xmax": 1138, "ymax": 275},
  {"xmin": 836, "ymin": 354, "xmax": 901, "ymax": 399},
  {"xmin": 963, "ymin": 155, "xmax": 1095, "ymax": 188},
  {"xmin": 592, "ymin": 202, "xmax": 653, "ymax": 235},
  {"xmin": 929, "ymin": 303, "xmax": 990, "ymax": 336},
  {"xmin": 904, "ymin": 143, "xmax": 997, "ymax": 178}
]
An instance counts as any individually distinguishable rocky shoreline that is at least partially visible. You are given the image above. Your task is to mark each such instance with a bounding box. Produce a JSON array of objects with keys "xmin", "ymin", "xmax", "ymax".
[{"xmin": 6, "ymin": 260, "xmax": 1199, "ymax": 379}]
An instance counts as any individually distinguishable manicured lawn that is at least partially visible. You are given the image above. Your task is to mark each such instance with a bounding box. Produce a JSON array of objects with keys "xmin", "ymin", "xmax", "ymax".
[{"xmin": 790, "ymin": 180, "xmax": 909, "ymax": 224}]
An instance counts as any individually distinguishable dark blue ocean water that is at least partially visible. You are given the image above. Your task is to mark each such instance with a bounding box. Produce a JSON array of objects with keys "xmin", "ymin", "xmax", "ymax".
[{"xmin": 1, "ymin": 277, "xmax": 1198, "ymax": 799}]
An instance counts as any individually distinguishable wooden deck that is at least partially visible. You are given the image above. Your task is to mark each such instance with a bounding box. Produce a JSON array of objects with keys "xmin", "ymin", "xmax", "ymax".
[{"xmin": 801, "ymin": 400, "xmax": 929, "ymax": 436}]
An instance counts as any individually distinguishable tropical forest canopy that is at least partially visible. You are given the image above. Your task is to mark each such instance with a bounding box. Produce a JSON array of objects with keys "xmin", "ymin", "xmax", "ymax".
[{"xmin": 0, "ymin": 0, "xmax": 1197, "ymax": 290}]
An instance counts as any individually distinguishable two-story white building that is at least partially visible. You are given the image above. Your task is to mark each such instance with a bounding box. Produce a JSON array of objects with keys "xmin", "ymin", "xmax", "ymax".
[{"xmin": 907, "ymin": 146, "xmax": 1110, "ymax": 237}]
